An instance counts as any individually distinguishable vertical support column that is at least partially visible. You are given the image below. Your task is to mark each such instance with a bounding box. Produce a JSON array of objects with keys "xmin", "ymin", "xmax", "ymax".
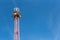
[
  {"xmin": 14, "ymin": 16, "xmax": 20, "ymax": 40},
  {"xmin": 17, "ymin": 18, "xmax": 20, "ymax": 40},
  {"xmin": 14, "ymin": 16, "xmax": 17, "ymax": 40}
]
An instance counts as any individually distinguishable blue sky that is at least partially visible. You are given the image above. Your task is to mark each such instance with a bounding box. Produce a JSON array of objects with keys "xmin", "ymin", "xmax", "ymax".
[{"xmin": 0, "ymin": 0, "xmax": 60, "ymax": 40}]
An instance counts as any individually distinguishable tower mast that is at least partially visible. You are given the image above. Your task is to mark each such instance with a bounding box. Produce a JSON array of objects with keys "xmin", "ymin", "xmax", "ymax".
[{"xmin": 13, "ymin": 7, "xmax": 21, "ymax": 40}]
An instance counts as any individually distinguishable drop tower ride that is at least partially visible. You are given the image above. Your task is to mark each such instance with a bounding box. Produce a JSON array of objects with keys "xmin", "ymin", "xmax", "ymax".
[{"xmin": 13, "ymin": 7, "xmax": 21, "ymax": 40}]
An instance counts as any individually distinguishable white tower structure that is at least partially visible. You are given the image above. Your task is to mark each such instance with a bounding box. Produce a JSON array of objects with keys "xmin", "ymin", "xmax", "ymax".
[{"xmin": 13, "ymin": 7, "xmax": 21, "ymax": 40}]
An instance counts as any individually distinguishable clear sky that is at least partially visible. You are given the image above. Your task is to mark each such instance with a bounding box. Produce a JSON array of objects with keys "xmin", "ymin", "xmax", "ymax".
[{"xmin": 0, "ymin": 0, "xmax": 60, "ymax": 40}]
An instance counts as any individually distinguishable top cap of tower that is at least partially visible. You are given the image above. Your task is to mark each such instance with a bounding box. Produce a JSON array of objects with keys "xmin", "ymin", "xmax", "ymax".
[
  {"xmin": 13, "ymin": 7, "xmax": 21, "ymax": 18},
  {"xmin": 14, "ymin": 7, "xmax": 20, "ymax": 12}
]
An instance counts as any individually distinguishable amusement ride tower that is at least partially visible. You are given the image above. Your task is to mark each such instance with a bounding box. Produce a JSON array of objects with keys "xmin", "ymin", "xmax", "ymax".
[{"xmin": 13, "ymin": 7, "xmax": 21, "ymax": 40}]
